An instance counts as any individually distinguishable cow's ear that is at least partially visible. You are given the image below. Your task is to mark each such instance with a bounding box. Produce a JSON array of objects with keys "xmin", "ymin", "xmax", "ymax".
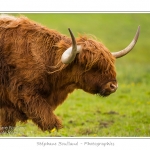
[{"xmin": 61, "ymin": 28, "xmax": 82, "ymax": 64}]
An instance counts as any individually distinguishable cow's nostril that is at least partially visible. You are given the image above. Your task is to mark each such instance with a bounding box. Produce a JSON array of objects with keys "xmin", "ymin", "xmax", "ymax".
[
  {"xmin": 110, "ymin": 83, "xmax": 116, "ymax": 89},
  {"xmin": 110, "ymin": 83, "xmax": 118, "ymax": 92}
]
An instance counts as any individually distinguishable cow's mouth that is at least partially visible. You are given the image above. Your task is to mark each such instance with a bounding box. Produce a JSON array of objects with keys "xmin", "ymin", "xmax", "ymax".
[
  {"xmin": 97, "ymin": 90, "xmax": 113, "ymax": 97},
  {"xmin": 95, "ymin": 90, "xmax": 111, "ymax": 97}
]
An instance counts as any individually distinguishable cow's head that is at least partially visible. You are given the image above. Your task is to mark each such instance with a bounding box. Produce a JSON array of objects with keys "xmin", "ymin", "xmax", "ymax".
[{"xmin": 60, "ymin": 26, "xmax": 140, "ymax": 96}]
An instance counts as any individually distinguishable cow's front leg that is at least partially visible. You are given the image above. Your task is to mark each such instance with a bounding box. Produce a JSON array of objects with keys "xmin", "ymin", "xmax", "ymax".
[{"xmin": 18, "ymin": 92, "xmax": 62, "ymax": 131}]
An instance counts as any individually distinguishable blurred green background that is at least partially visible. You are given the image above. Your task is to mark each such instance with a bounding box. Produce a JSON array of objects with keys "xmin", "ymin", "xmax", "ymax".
[{"xmin": 1, "ymin": 13, "xmax": 150, "ymax": 137}]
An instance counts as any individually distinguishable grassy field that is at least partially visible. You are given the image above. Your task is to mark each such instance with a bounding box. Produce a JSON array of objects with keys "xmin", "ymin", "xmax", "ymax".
[{"xmin": 1, "ymin": 13, "xmax": 150, "ymax": 137}]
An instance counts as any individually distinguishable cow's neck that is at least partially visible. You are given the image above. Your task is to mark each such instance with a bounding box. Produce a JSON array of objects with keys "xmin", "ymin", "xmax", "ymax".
[{"xmin": 48, "ymin": 77, "xmax": 77, "ymax": 110}]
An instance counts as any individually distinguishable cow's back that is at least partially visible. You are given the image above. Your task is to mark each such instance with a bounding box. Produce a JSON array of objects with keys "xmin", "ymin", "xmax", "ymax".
[{"xmin": 0, "ymin": 15, "xmax": 62, "ymax": 105}]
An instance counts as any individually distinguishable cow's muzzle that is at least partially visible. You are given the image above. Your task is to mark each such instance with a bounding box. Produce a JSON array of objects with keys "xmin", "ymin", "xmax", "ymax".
[{"xmin": 100, "ymin": 80, "xmax": 118, "ymax": 96}]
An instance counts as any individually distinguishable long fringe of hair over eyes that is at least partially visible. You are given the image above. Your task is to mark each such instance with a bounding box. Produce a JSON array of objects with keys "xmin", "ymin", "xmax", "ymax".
[{"xmin": 48, "ymin": 34, "xmax": 116, "ymax": 75}]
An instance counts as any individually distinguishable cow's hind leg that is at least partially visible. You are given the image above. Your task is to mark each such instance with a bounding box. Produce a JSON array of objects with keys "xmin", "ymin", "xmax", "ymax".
[
  {"xmin": 0, "ymin": 106, "xmax": 17, "ymax": 133},
  {"xmin": 0, "ymin": 105, "xmax": 27, "ymax": 133}
]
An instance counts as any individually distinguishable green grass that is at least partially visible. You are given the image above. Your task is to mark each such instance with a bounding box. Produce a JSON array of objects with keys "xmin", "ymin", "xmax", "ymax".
[{"xmin": 1, "ymin": 13, "xmax": 150, "ymax": 137}]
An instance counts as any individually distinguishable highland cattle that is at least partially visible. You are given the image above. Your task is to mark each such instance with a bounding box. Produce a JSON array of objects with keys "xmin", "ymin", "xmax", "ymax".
[{"xmin": 0, "ymin": 15, "xmax": 140, "ymax": 132}]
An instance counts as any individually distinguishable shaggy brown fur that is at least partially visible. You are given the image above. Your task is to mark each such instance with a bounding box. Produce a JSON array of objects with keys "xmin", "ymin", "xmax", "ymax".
[{"xmin": 0, "ymin": 15, "xmax": 116, "ymax": 133}]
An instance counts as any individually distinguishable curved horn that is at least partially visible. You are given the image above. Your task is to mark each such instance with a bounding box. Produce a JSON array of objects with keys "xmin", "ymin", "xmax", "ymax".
[
  {"xmin": 112, "ymin": 26, "xmax": 140, "ymax": 58},
  {"xmin": 61, "ymin": 28, "xmax": 82, "ymax": 64}
]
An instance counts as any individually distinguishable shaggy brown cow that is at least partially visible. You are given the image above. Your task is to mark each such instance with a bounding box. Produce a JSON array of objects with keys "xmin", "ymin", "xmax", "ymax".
[{"xmin": 0, "ymin": 15, "xmax": 140, "ymax": 133}]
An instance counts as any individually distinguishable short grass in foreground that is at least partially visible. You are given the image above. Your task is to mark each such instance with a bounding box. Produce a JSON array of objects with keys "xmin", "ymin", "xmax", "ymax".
[
  {"xmin": 1, "ymin": 63, "xmax": 150, "ymax": 137},
  {"xmin": 0, "ymin": 13, "xmax": 150, "ymax": 137}
]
